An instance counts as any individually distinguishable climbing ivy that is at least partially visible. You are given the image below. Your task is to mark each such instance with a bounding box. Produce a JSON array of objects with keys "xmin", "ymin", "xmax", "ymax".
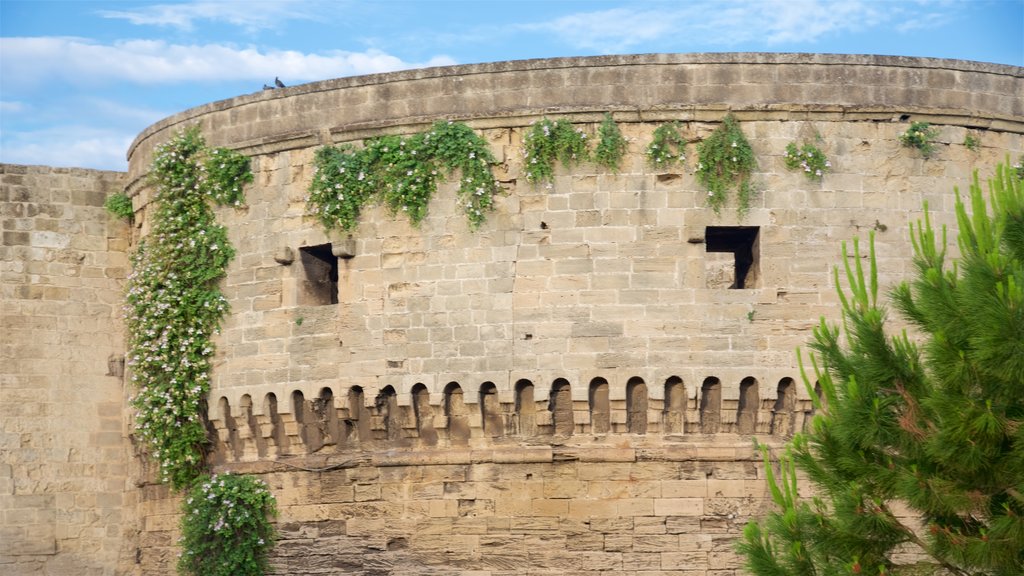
[
  {"xmin": 125, "ymin": 126, "xmax": 251, "ymax": 489},
  {"xmin": 308, "ymin": 120, "xmax": 499, "ymax": 230},
  {"xmin": 695, "ymin": 114, "xmax": 757, "ymax": 217},
  {"xmin": 593, "ymin": 113, "xmax": 627, "ymax": 172},
  {"xmin": 646, "ymin": 122, "xmax": 687, "ymax": 168},
  {"xmin": 522, "ymin": 118, "xmax": 590, "ymax": 184}
]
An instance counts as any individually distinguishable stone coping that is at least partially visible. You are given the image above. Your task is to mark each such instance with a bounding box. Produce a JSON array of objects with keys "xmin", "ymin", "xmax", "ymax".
[{"xmin": 125, "ymin": 53, "xmax": 1024, "ymax": 186}]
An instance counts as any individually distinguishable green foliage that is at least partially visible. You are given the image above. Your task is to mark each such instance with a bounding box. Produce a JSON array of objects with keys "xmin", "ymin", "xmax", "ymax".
[
  {"xmin": 646, "ymin": 121, "xmax": 687, "ymax": 169},
  {"xmin": 104, "ymin": 192, "xmax": 134, "ymax": 220},
  {"xmin": 784, "ymin": 142, "xmax": 831, "ymax": 181},
  {"xmin": 308, "ymin": 120, "xmax": 498, "ymax": 230},
  {"xmin": 178, "ymin": 473, "xmax": 277, "ymax": 576},
  {"xmin": 126, "ymin": 126, "xmax": 250, "ymax": 489},
  {"xmin": 739, "ymin": 163, "xmax": 1024, "ymax": 576},
  {"xmin": 963, "ymin": 134, "xmax": 980, "ymax": 152},
  {"xmin": 522, "ymin": 118, "xmax": 590, "ymax": 184},
  {"xmin": 899, "ymin": 121, "xmax": 940, "ymax": 158},
  {"xmin": 593, "ymin": 113, "xmax": 627, "ymax": 172},
  {"xmin": 695, "ymin": 114, "xmax": 757, "ymax": 217}
]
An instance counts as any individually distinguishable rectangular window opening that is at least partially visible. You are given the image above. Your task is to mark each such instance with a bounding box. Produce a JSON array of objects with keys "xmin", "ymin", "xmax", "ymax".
[
  {"xmin": 298, "ymin": 243, "xmax": 339, "ymax": 305},
  {"xmin": 705, "ymin": 226, "xmax": 759, "ymax": 289}
]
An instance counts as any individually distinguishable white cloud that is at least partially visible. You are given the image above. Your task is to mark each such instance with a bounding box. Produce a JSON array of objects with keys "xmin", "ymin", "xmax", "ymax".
[
  {"xmin": 522, "ymin": 0, "xmax": 960, "ymax": 53},
  {"xmin": 98, "ymin": 0, "xmax": 327, "ymax": 32},
  {"xmin": 0, "ymin": 37, "xmax": 456, "ymax": 87},
  {"xmin": 521, "ymin": 8, "xmax": 689, "ymax": 53},
  {"xmin": 0, "ymin": 125, "xmax": 134, "ymax": 171},
  {"xmin": 0, "ymin": 101, "xmax": 29, "ymax": 114}
]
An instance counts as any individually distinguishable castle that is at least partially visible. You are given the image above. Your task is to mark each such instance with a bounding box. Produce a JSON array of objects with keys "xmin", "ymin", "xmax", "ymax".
[{"xmin": 2, "ymin": 53, "xmax": 1022, "ymax": 575}]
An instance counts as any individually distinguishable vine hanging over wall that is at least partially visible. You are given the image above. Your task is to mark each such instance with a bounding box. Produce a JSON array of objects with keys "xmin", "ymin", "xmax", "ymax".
[
  {"xmin": 522, "ymin": 118, "xmax": 590, "ymax": 184},
  {"xmin": 594, "ymin": 113, "xmax": 627, "ymax": 172},
  {"xmin": 308, "ymin": 120, "xmax": 499, "ymax": 231},
  {"xmin": 125, "ymin": 126, "xmax": 251, "ymax": 489},
  {"xmin": 646, "ymin": 122, "xmax": 687, "ymax": 168},
  {"xmin": 695, "ymin": 114, "xmax": 757, "ymax": 217}
]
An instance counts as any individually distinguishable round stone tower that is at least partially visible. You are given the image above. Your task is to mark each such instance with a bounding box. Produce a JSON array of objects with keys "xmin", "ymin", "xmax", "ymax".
[{"xmin": 124, "ymin": 54, "xmax": 1023, "ymax": 575}]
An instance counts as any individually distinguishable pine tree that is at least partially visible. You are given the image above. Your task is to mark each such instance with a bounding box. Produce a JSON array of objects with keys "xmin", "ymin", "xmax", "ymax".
[{"xmin": 739, "ymin": 163, "xmax": 1024, "ymax": 576}]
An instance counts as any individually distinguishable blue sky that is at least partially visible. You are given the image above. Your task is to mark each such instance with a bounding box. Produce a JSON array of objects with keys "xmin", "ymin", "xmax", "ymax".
[{"xmin": 1, "ymin": 0, "xmax": 1022, "ymax": 171}]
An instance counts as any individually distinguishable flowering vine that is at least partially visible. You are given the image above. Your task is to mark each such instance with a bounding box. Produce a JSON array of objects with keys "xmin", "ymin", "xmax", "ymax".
[
  {"xmin": 522, "ymin": 118, "xmax": 590, "ymax": 184},
  {"xmin": 125, "ymin": 126, "xmax": 251, "ymax": 489},
  {"xmin": 784, "ymin": 142, "xmax": 831, "ymax": 180},
  {"xmin": 593, "ymin": 113, "xmax": 627, "ymax": 172},
  {"xmin": 646, "ymin": 121, "xmax": 687, "ymax": 168},
  {"xmin": 179, "ymin": 473, "xmax": 277, "ymax": 576},
  {"xmin": 898, "ymin": 121, "xmax": 940, "ymax": 158},
  {"xmin": 308, "ymin": 120, "xmax": 499, "ymax": 231},
  {"xmin": 695, "ymin": 114, "xmax": 757, "ymax": 217}
]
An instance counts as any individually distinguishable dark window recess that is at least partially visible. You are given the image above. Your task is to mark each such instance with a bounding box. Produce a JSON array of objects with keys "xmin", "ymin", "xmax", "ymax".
[
  {"xmin": 705, "ymin": 226, "xmax": 759, "ymax": 289},
  {"xmin": 299, "ymin": 243, "xmax": 339, "ymax": 305}
]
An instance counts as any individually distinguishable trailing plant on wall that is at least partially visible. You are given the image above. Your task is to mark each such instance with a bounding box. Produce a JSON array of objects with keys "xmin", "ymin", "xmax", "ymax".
[
  {"xmin": 125, "ymin": 127, "xmax": 276, "ymax": 575},
  {"xmin": 104, "ymin": 192, "xmax": 134, "ymax": 220},
  {"xmin": 646, "ymin": 122, "xmax": 687, "ymax": 168},
  {"xmin": 593, "ymin": 113, "xmax": 627, "ymax": 172},
  {"xmin": 695, "ymin": 114, "xmax": 757, "ymax": 217},
  {"xmin": 125, "ymin": 126, "xmax": 251, "ymax": 489},
  {"xmin": 179, "ymin": 473, "xmax": 277, "ymax": 576},
  {"xmin": 783, "ymin": 142, "xmax": 831, "ymax": 180},
  {"xmin": 308, "ymin": 120, "xmax": 499, "ymax": 231},
  {"xmin": 522, "ymin": 118, "xmax": 590, "ymax": 184},
  {"xmin": 963, "ymin": 133, "xmax": 980, "ymax": 152},
  {"xmin": 899, "ymin": 121, "xmax": 940, "ymax": 158}
]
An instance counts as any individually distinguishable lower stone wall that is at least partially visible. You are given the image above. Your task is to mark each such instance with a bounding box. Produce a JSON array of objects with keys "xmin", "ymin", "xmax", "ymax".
[
  {"xmin": 0, "ymin": 165, "xmax": 131, "ymax": 575},
  {"xmin": 136, "ymin": 440, "xmax": 778, "ymax": 575}
]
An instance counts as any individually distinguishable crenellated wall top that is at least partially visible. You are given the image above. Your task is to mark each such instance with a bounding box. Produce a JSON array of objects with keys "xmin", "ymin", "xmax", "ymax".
[{"xmin": 125, "ymin": 53, "xmax": 1023, "ymax": 186}]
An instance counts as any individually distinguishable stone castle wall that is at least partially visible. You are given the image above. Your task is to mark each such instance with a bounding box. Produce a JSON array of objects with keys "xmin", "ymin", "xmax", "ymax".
[
  {"xmin": 123, "ymin": 54, "xmax": 1022, "ymax": 575},
  {"xmin": 2, "ymin": 53, "xmax": 1021, "ymax": 575},
  {"xmin": 0, "ymin": 165, "xmax": 132, "ymax": 575}
]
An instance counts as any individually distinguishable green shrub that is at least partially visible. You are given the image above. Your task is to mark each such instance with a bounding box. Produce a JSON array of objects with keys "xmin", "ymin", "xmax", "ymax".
[
  {"xmin": 178, "ymin": 473, "xmax": 277, "ymax": 576},
  {"xmin": 899, "ymin": 121, "xmax": 940, "ymax": 158},
  {"xmin": 104, "ymin": 192, "xmax": 134, "ymax": 220}
]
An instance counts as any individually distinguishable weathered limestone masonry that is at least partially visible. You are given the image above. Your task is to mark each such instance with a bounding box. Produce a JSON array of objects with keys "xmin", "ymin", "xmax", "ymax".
[
  {"xmin": 1, "ymin": 166, "xmax": 132, "ymax": 575},
  {"xmin": 119, "ymin": 54, "xmax": 1022, "ymax": 575},
  {"xmin": 3, "ymin": 54, "xmax": 1022, "ymax": 575}
]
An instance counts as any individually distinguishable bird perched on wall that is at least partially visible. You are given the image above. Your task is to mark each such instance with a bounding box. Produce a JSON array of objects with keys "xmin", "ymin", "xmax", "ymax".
[
  {"xmin": 263, "ymin": 84, "xmax": 274, "ymax": 90},
  {"xmin": 275, "ymin": 77, "xmax": 286, "ymax": 88}
]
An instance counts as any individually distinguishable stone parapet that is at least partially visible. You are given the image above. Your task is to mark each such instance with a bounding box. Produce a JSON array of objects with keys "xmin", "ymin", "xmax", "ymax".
[{"xmin": 126, "ymin": 53, "xmax": 1024, "ymax": 191}]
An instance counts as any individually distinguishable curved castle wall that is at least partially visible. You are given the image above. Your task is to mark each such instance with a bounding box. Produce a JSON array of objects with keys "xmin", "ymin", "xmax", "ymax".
[{"xmin": 124, "ymin": 54, "xmax": 1023, "ymax": 575}]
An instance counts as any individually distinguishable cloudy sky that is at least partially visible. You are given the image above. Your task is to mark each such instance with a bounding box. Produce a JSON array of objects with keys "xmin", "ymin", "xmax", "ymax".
[{"xmin": 1, "ymin": 0, "xmax": 1022, "ymax": 171}]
